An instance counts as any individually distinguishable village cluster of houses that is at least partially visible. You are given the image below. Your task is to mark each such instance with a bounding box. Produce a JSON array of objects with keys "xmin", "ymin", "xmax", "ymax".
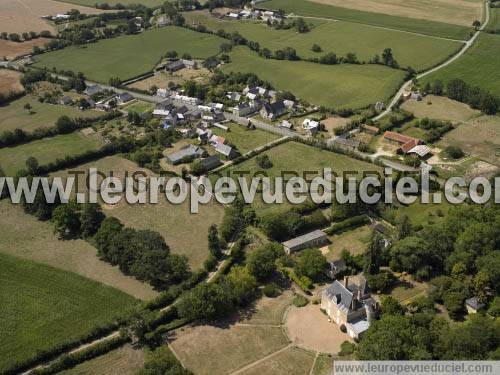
[{"xmin": 82, "ymin": 84, "xmax": 135, "ymax": 110}]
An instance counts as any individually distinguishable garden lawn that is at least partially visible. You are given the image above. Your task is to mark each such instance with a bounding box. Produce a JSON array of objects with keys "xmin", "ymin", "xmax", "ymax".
[
  {"xmin": 223, "ymin": 48, "xmax": 406, "ymax": 109},
  {"xmin": 33, "ymin": 26, "xmax": 224, "ymax": 82},
  {"xmin": 184, "ymin": 11, "xmax": 463, "ymax": 71},
  {"xmin": 261, "ymin": 0, "xmax": 471, "ymax": 40},
  {"xmin": 0, "ymin": 95, "xmax": 101, "ymax": 133},
  {"xmin": 422, "ymin": 33, "xmax": 500, "ymax": 97},
  {"xmin": 212, "ymin": 122, "xmax": 280, "ymax": 154},
  {"xmin": 487, "ymin": 7, "xmax": 500, "ymax": 32},
  {"xmin": 0, "ymin": 253, "xmax": 137, "ymax": 373},
  {"xmin": 0, "ymin": 131, "xmax": 101, "ymax": 176}
]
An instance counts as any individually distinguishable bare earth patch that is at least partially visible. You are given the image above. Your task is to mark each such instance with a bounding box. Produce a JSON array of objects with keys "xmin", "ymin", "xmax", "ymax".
[
  {"xmin": 0, "ymin": 69, "xmax": 23, "ymax": 95},
  {"xmin": 285, "ymin": 304, "xmax": 352, "ymax": 354},
  {"xmin": 322, "ymin": 116, "xmax": 350, "ymax": 136},
  {"xmin": 0, "ymin": 38, "xmax": 50, "ymax": 60},
  {"xmin": 401, "ymin": 95, "xmax": 480, "ymax": 123},
  {"xmin": 309, "ymin": 0, "xmax": 482, "ymax": 27},
  {"xmin": 0, "ymin": 0, "xmax": 105, "ymax": 34}
]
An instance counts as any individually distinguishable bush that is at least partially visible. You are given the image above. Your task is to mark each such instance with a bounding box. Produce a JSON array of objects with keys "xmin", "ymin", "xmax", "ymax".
[
  {"xmin": 293, "ymin": 294, "xmax": 309, "ymax": 307},
  {"xmin": 262, "ymin": 283, "xmax": 281, "ymax": 298},
  {"xmin": 339, "ymin": 341, "xmax": 356, "ymax": 356},
  {"xmin": 324, "ymin": 215, "xmax": 370, "ymax": 235},
  {"xmin": 443, "ymin": 146, "xmax": 465, "ymax": 160}
]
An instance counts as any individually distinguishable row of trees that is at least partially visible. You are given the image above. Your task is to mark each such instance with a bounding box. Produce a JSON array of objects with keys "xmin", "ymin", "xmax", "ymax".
[{"xmin": 0, "ymin": 30, "xmax": 51, "ymax": 42}]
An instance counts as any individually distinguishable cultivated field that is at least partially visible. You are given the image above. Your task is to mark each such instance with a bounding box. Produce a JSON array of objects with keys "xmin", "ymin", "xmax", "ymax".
[
  {"xmin": 0, "ymin": 252, "xmax": 137, "ymax": 373},
  {"xmin": 0, "ymin": 131, "xmax": 102, "ymax": 176},
  {"xmin": 61, "ymin": 345, "xmax": 145, "ymax": 375},
  {"xmin": 58, "ymin": 0, "xmax": 164, "ymax": 7},
  {"xmin": 438, "ymin": 115, "xmax": 500, "ymax": 166},
  {"xmin": 0, "ymin": 38, "xmax": 50, "ymax": 60},
  {"xmin": 52, "ymin": 156, "xmax": 225, "ymax": 270},
  {"xmin": 212, "ymin": 122, "xmax": 280, "ymax": 154},
  {"xmin": 401, "ymin": 95, "xmax": 480, "ymax": 123},
  {"xmin": 261, "ymin": 0, "xmax": 471, "ymax": 40},
  {"xmin": 0, "ymin": 0, "xmax": 105, "ymax": 34},
  {"xmin": 0, "ymin": 69, "xmax": 23, "ymax": 95},
  {"xmin": 184, "ymin": 11, "xmax": 462, "ymax": 71},
  {"xmin": 422, "ymin": 33, "xmax": 500, "ymax": 97},
  {"xmin": 33, "ymin": 26, "xmax": 225, "ymax": 82},
  {"xmin": 0, "ymin": 95, "xmax": 101, "ymax": 133},
  {"xmin": 223, "ymin": 48, "xmax": 406, "ymax": 109},
  {"xmin": 308, "ymin": 0, "xmax": 483, "ymax": 27},
  {"xmin": 0, "ymin": 200, "xmax": 157, "ymax": 300}
]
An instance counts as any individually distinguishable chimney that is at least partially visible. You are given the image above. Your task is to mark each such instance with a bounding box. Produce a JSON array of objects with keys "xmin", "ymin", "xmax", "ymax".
[
  {"xmin": 357, "ymin": 289, "xmax": 362, "ymax": 301},
  {"xmin": 344, "ymin": 276, "xmax": 349, "ymax": 288}
]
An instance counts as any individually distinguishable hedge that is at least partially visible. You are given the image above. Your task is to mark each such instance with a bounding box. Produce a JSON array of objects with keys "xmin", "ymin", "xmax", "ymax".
[
  {"xmin": 324, "ymin": 215, "xmax": 370, "ymax": 235},
  {"xmin": 32, "ymin": 334, "xmax": 129, "ymax": 375}
]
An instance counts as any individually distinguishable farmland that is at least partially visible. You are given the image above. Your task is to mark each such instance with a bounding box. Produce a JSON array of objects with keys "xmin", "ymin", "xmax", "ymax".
[
  {"xmin": 422, "ymin": 33, "xmax": 500, "ymax": 97},
  {"xmin": 185, "ymin": 11, "xmax": 463, "ymax": 71},
  {"xmin": 0, "ymin": 69, "xmax": 23, "ymax": 96},
  {"xmin": 261, "ymin": 0, "xmax": 471, "ymax": 40},
  {"xmin": 0, "ymin": 0, "xmax": 105, "ymax": 34},
  {"xmin": 307, "ymin": 0, "xmax": 483, "ymax": 27},
  {"xmin": 0, "ymin": 38, "xmax": 50, "ymax": 60},
  {"xmin": 0, "ymin": 95, "xmax": 101, "ymax": 133},
  {"xmin": 61, "ymin": 345, "xmax": 144, "ymax": 375},
  {"xmin": 216, "ymin": 140, "xmax": 381, "ymax": 214},
  {"xmin": 401, "ymin": 95, "xmax": 480, "ymax": 123},
  {"xmin": 0, "ymin": 200, "xmax": 157, "ymax": 300},
  {"xmin": 212, "ymin": 122, "xmax": 281, "ymax": 154},
  {"xmin": 52, "ymin": 156, "xmax": 225, "ymax": 270},
  {"xmin": 33, "ymin": 26, "xmax": 225, "ymax": 82},
  {"xmin": 58, "ymin": 0, "xmax": 164, "ymax": 6},
  {"xmin": 0, "ymin": 253, "xmax": 137, "ymax": 373},
  {"xmin": 0, "ymin": 131, "xmax": 102, "ymax": 176},
  {"xmin": 223, "ymin": 47, "xmax": 406, "ymax": 109}
]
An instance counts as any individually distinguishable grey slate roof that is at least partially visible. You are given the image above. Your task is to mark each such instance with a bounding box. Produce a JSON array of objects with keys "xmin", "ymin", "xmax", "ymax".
[
  {"xmin": 466, "ymin": 297, "xmax": 485, "ymax": 310},
  {"xmin": 282, "ymin": 230, "xmax": 327, "ymax": 250},
  {"xmin": 84, "ymin": 84, "xmax": 103, "ymax": 96},
  {"xmin": 215, "ymin": 143, "xmax": 235, "ymax": 157},
  {"xmin": 324, "ymin": 275, "xmax": 370, "ymax": 311},
  {"xmin": 118, "ymin": 92, "xmax": 134, "ymax": 102},
  {"xmin": 167, "ymin": 144, "xmax": 205, "ymax": 164},
  {"xmin": 200, "ymin": 155, "xmax": 222, "ymax": 171}
]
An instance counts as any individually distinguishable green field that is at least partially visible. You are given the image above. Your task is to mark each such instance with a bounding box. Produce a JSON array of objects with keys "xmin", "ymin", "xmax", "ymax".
[
  {"xmin": 261, "ymin": 0, "xmax": 471, "ymax": 40},
  {"xmin": 487, "ymin": 7, "xmax": 500, "ymax": 31},
  {"xmin": 0, "ymin": 132, "xmax": 101, "ymax": 176},
  {"xmin": 0, "ymin": 95, "xmax": 101, "ymax": 133},
  {"xmin": 33, "ymin": 26, "xmax": 224, "ymax": 82},
  {"xmin": 57, "ymin": 0, "xmax": 164, "ymax": 7},
  {"xmin": 222, "ymin": 47, "xmax": 406, "ymax": 109},
  {"xmin": 185, "ymin": 11, "xmax": 462, "ymax": 71},
  {"xmin": 0, "ymin": 253, "xmax": 137, "ymax": 373},
  {"xmin": 212, "ymin": 122, "xmax": 280, "ymax": 154},
  {"xmin": 216, "ymin": 141, "xmax": 381, "ymax": 214},
  {"xmin": 422, "ymin": 33, "xmax": 500, "ymax": 97}
]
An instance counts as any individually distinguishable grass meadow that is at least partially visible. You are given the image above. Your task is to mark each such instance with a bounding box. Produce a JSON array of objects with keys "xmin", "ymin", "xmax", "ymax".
[
  {"xmin": 0, "ymin": 131, "xmax": 102, "ymax": 176},
  {"xmin": 212, "ymin": 122, "xmax": 280, "ymax": 154},
  {"xmin": 0, "ymin": 95, "xmax": 101, "ymax": 133},
  {"xmin": 261, "ymin": 0, "xmax": 471, "ymax": 40},
  {"xmin": 214, "ymin": 141, "xmax": 381, "ymax": 215},
  {"xmin": 52, "ymin": 156, "xmax": 225, "ymax": 270},
  {"xmin": 222, "ymin": 47, "xmax": 406, "ymax": 109},
  {"xmin": 0, "ymin": 253, "xmax": 137, "ymax": 373},
  {"xmin": 33, "ymin": 26, "xmax": 224, "ymax": 82},
  {"xmin": 422, "ymin": 33, "xmax": 500, "ymax": 97},
  {"xmin": 487, "ymin": 7, "xmax": 500, "ymax": 32},
  {"xmin": 185, "ymin": 11, "xmax": 463, "ymax": 71},
  {"xmin": 0, "ymin": 200, "xmax": 157, "ymax": 300},
  {"xmin": 241, "ymin": 346, "xmax": 316, "ymax": 375}
]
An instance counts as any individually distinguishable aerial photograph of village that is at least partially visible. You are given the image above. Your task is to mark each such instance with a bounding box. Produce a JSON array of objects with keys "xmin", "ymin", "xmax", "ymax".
[{"xmin": 0, "ymin": 0, "xmax": 499, "ymax": 374}]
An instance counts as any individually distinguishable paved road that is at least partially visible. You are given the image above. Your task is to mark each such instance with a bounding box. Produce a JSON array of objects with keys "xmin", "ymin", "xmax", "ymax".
[{"xmin": 373, "ymin": 0, "xmax": 491, "ymax": 121}]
